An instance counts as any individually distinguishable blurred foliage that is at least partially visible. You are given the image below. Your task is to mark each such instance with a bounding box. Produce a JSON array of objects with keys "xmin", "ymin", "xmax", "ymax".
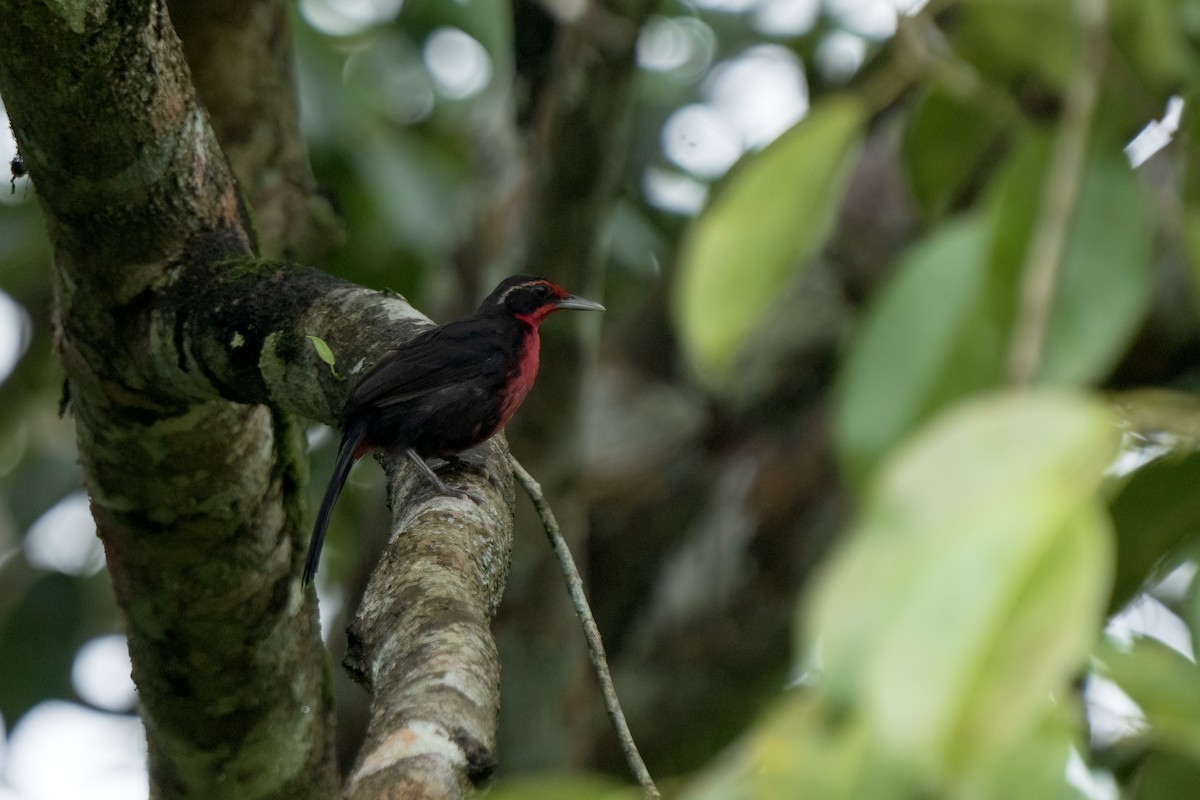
[
  {"xmin": 674, "ymin": 94, "xmax": 864, "ymax": 377},
  {"xmin": 9, "ymin": 0, "xmax": 1200, "ymax": 797},
  {"xmin": 813, "ymin": 394, "xmax": 1115, "ymax": 781},
  {"xmin": 488, "ymin": 772, "xmax": 642, "ymax": 800},
  {"xmin": 665, "ymin": 0, "xmax": 1200, "ymax": 794}
]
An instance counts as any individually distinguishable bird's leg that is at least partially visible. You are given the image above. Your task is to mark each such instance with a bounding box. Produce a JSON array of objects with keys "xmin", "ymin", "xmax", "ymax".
[
  {"xmin": 438, "ymin": 453, "xmax": 486, "ymax": 474},
  {"xmin": 439, "ymin": 452, "xmax": 503, "ymax": 490},
  {"xmin": 405, "ymin": 448, "xmax": 484, "ymax": 505}
]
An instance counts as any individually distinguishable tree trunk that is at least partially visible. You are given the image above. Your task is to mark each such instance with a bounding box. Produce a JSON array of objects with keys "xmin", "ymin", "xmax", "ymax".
[{"xmin": 0, "ymin": 2, "xmax": 512, "ymax": 796}]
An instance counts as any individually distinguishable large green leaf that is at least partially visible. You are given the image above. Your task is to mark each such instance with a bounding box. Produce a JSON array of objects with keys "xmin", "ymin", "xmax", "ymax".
[
  {"xmin": 1096, "ymin": 636, "xmax": 1200, "ymax": 757},
  {"xmin": 681, "ymin": 693, "xmax": 914, "ymax": 800},
  {"xmin": 951, "ymin": 0, "xmax": 1080, "ymax": 89},
  {"xmin": 834, "ymin": 215, "xmax": 1002, "ymax": 482},
  {"xmin": 953, "ymin": 709, "xmax": 1089, "ymax": 800},
  {"xmin": 1108, "ymin": 450, "xmax": 1200, "ymax": 612},
  {"xmin": 982, "ymin": 130, "xmax": 1154, "ymax": 387},
  {"xmin": 673, "ymin": 96, "xmax": 864, "ymax": 379},
  {"xmin": 1131, "ymin": 750, "xmax": 1200, "ymax": 800},
  {"xmin": 488, "ymin": 774, "xmax": 638, "ymax": 800},
  {"xmin": 903, "ymin": 88, "xmax": 1000, "ymax": 219},
  {"xmin": 814, "ymin": 120, "xmax": 1149, "ymax": 484},
  {"xmin": 811, "ymin": 392, "xmax": 1117, "ymax": 780},
  {"xmin": 1035, "ymin": 146, "xmax": 1154, "ymax": 384}
]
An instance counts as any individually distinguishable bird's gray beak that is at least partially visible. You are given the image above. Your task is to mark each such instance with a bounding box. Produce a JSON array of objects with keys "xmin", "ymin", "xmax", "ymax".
[{"xmin": 556, "ymin": 295, "xmax": 605, "ymax": 312}]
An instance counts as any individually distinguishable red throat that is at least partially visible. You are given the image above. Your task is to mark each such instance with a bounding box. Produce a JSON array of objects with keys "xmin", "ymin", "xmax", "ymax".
[
  {"xmin": 498, "ymin": 325, "xmax": 541, "ymax": 427},
  {"xmin": 514, "ymin": 305, "xmax": 557, "ymax": 327}
]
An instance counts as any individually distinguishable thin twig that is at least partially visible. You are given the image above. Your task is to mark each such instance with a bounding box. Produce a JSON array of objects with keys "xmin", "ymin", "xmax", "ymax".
[
  {"xmin": 509, "ymin": 455, "xmax": 661, "ymax": 800},
  {"xmin": 1006, "ymin": 0, "xmax": 1108, "ymax": 385}
]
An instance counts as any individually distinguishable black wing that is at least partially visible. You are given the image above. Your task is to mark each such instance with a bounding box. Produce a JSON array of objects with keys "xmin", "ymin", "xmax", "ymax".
[{"xmin": 343, "ymin": 319, "xmax": 509, "ymax": 416}]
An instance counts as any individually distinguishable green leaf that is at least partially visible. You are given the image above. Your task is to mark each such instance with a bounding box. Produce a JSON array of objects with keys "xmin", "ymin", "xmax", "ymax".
[
  {"xmin": 307, "ymin": 335, "xmax": 340, "ymax": 378},
  {"xmin": 1034, "ymin": 146, "xmax": 1154, "ymax": 385},
  {"xmin": 952, "ymin": 0, "xmax": 1081, "ymax": 89},
  {"xmin": 673, "ymin": 95, "xmax": 864, "ymax": 380},
  {"xmin": 1131, "ymin": 750, "xmax": 1200, "ymax": 800},
  {"xmin": 982, "ymin": 130, "xmax": 1053, "ymax": 338},
  {"xmin": 834, "ymin": 215, "xmax": 1002, "ymax": 482},
  {"xmin": 836, "ymin": 128, "xmax": 1148, "ymax": 482},
  {"xmin": 1111, "ymin": 0, "xmax": 1196, "ymax": 92},
  {"xmin": 1096, "ymin": 636, "xmax": 1200, "ymax": 757},
  {"xmin": 952, "ymin": 709, "xmax": 1089, "ymax": 800},
  {"xmin": 982, "ymin": 131, "xmax": 1154, "ymax": 387},
  {"xmin": 1108, "ymin": 450, "xmax": 1200, "ymax": 612},
  {"xmin": 488, "ymin": 774, "xmax": 638, "ymax": 800},
  {"xmin": 681, "ymin": 693, "xmax": 914, "ymax": 800},
  {"xmin": 903, "ymin": 88, "xmax": 999, "ymax": 219},
  {"xmin": 811, "ymin": 392, "xmax": 1117, "ymax": 780}
]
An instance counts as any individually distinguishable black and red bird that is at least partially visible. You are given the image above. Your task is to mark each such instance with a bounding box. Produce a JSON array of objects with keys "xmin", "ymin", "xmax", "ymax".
[{"xmin": 303, "ymin": 275, "xmax": 604, "ymax": 585}]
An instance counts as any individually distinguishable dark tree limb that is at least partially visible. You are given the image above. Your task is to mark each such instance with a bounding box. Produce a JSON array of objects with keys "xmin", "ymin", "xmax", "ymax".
[
  {"xmin": 519, "ymin": 0, "xmax": 653, "ymax": 290},
  {"xmin": 509, "ymin": 0, "xmax": 656, "ymax": 444},
  {"xmin": 496, "ymin": 0, "xmax": 658, "ymax": 769},
  {"xmin": 168, "ymin": 0, "xmax": 343, "ymax": 263}
]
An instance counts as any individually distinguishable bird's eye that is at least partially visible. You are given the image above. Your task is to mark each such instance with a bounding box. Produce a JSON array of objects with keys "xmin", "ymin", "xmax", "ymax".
[{"xmin": 534, "ymin": 284, "xmax": 550, "ymax": 298}]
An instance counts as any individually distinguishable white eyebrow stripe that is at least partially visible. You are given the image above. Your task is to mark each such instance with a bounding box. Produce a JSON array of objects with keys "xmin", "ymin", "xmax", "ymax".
[{"xmin": 498, "ymin": 280, "xmax": 555, "ymax": 304}]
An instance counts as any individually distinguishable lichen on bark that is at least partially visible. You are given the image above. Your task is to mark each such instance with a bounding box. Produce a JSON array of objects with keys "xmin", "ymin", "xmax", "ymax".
[{"xmin": 0, "ymin": 1, "xmax": 508, "ymax": 797}]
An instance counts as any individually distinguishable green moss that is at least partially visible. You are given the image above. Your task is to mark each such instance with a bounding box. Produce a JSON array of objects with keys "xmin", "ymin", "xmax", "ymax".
[{"xmin": 43, "ymin": 0, "xmax": 87, "ymax": 36}]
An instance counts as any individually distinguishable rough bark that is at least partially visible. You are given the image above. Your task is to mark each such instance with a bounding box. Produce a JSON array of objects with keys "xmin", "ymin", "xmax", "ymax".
[
  {"xmin": 0, "ymin": 2, "xmax": 508, "ymax": 797},
  {"xmin": 0, "ymin": 2, "xmax": 337, "ymax": 796},
  {"xmin": 342, "ymin": 439, "xmax": 515, "ymax": 799}
]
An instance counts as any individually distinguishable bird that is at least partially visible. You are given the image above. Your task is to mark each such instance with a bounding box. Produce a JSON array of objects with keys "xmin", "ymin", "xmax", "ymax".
[{"xmin": 303, "ymin": 275, "xmax": 604, "ymax": 585}]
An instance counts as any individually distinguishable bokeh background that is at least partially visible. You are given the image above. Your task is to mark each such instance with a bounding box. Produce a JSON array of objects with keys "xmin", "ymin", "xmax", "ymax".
[{"xmin": 6, "ymin": 0, "xmax": 1200, "ymax": 798}]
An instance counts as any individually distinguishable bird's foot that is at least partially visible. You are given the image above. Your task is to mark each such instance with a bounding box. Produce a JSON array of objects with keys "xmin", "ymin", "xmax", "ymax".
[
  {"xmin": 446, "ymin": 485, "xmax": 485, "ymax": 506},
  {"xmin": 437, "ymin": 453, "xmax": 486, "ymax": 476},
  {"xmin": 438, "ymin": 454, "xmax": 503, "ymax": 490},
  {"xmin": 407, "ymin": 448, "xmax": 485, "ymax": 505},
  {"xmin": 421, "ymin": 472, "xmax": 485, "ymax": 507}
]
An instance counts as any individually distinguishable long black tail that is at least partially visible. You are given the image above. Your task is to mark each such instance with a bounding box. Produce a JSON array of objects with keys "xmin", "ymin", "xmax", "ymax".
[{"xmin": 303, "ymin": 424, "xmax": 366, "ymax": 586}]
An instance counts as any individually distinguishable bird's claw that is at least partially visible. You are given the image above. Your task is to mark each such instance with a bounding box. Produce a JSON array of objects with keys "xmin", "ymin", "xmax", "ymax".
[
  {"xmin": 438, "ymin": 454, "xmax": 488, "ymax": 477},
  {"xmin": 407, "ymin": 449, "xmax": 487, "ymax": 506},
  {"xmin": 458, "ymin": 489, "xmax": 485, "ymax": 507},
  {"xmin": 416, "ymin": 481, "xmax": 485, "ymax": 507},
  {"xmin": 432, "ymin": 460, "xmax": 487, "ymax": 503}
]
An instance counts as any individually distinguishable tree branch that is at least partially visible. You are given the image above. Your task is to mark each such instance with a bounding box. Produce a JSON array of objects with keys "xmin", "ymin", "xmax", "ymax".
[
  {"xmin": 0, "ymin": 3, "xmax": 341, "ymax": 796},
  {"xmin": 0, "ymin": 2, "xmax": 513, "ymax": 796},
  {"xmin": 340, "ymin": 439, "xmax": 515, "ymax": 799}
]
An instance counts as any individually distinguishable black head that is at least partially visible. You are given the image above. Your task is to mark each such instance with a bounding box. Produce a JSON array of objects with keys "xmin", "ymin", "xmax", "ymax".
[{"xmin": 479, "ymin": 275, "xmax": 604, "ymax": 324}]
